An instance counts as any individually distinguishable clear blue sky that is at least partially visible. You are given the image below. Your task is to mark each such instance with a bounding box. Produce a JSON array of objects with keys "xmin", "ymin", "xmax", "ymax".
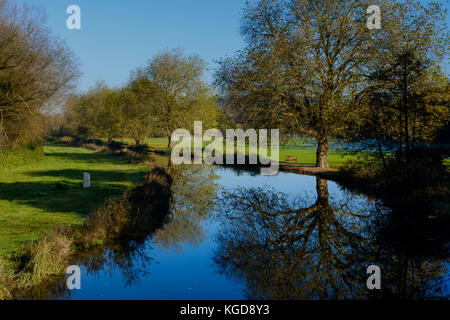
[
  {"xmin": 27, "ymin": 0, "xmax": 246, "ymax": 92},
  {"xmin": 27, "ymin": 1, "xmax": 448, "ymax": 92}
]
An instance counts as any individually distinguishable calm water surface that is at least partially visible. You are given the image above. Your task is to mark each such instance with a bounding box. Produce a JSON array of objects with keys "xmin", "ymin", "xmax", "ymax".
[{"xmin": 44, "ymin": 166, "xmax": 448, "ymax": 300}]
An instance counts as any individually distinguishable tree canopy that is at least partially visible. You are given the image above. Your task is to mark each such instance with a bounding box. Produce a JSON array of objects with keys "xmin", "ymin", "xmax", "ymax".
[
  {"xmin": 63, "ymin": 49, "xmax": 222, "ymax": 147},
  {"xmin": 131, "ymin": 49, "xmax": 220, "ymax": 147},
  {"xmin": 215, "ymin": 0, "xmax": 449, "ymax": 167}
]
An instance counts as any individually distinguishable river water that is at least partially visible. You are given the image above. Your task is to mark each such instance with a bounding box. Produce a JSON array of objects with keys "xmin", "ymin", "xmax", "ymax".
[{"xmin": 42, "ymin": 165, "xmax": 448, "ymax": 300}]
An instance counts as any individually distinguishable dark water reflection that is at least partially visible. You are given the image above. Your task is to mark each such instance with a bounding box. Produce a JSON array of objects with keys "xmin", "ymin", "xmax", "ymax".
[
  {"xmin": 37, "ymin": 166, "xmax": 448, "ymax": 300},
  {"xmin": 214, "ymin": 178, "xmax": 375, "ymax": 299},
  {"xmin": 214, "ymin": 176, "xmax": 448, "ymax": 299}
]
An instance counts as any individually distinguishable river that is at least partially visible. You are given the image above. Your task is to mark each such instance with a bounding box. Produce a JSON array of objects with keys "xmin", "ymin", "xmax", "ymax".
[{"xmin": 39, "ymin": 165, "xmax": 448, "ymax": 300}]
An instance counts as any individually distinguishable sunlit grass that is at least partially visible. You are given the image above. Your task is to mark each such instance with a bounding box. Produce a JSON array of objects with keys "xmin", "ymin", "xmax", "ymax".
[
  {"xmin": 0, "ymin": 143, "xmax": 147, "ymax": 258},
  {"xmin": 138, "ymin": 136, "xmax": 359, "ymax": 168}
]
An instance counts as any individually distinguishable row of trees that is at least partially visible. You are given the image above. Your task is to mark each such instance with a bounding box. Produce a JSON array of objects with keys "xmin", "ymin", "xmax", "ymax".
[
  {"xmin": 0, "ymin": 0, "xmax": 79, "ymax": 148},
  {"xmin": 4, "ymin": 0, "xmax": 447, "ymax": 169},
  {"xmin": 0, "ymin": 1, "xmax": 222, "ymax": 151},
  {"xmin": 63, "ymin": 49, "xmax": 223, "ymax": 148},
  {"xmin": 215, "ymin": 0, "xmax": 449, "ymax": 167}
]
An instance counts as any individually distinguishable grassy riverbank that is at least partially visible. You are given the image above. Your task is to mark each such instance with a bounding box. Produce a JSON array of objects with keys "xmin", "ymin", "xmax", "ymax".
[
  {"xmin": 0, "ymin": 143, "xmax": 148, "ymax": 258},
  {"xmin": 0, "ymin": 166, "xmax": 172, "ymax": 299}
]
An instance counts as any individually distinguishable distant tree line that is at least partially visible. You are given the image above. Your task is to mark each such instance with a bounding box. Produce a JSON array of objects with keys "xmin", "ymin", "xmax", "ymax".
[{"xmin": 62, "ymin": 49, "xmax": 223, "ymax": 148}]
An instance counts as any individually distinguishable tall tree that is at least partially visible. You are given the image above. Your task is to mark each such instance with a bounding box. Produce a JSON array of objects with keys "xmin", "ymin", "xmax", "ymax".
[
  {"xmin": 96, "ymin": 88, "xmax": 127, "ymax": 144},
  {"xmin": 0, "ymin": 0, "xmax": 79, "ymax": 147},
  {"xmin": 216, "ymin": 0, "xmax": 380, "ymax": 168},
  {"xmin": 352, "ymin": 0, "xmax": 449, "ymax": 164},
  {"xmin": 358, "ymin": 51, "xmax": 449, "ymax": 164},
  {"xmin": 216, "ymin": 0, "xmax": 447, "ymax": 168},
  {"xmin": 124, "ymin": 78, "xmax": 160, "ymax": 145},
  {"xmin": 63, "ymin": 83, "xmax": 125, "ymax": 143},
  {"xmin": 133, "ymin": 49, "xmax": 215, "ymax": 148}
]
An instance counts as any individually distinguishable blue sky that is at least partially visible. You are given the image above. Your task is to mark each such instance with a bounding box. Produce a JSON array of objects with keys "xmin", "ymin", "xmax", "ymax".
[
  {"xmin": 26, "ymin": 1, "xmax": 448, "ymax": 92},
  {"xmin": 27, "ymin": 0, "xmax": 246, "ymax": 92}
]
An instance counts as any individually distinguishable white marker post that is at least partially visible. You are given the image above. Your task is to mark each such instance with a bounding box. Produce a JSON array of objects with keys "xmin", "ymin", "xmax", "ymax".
[{"xmin": 83, "ymin": 172, "xmax": 90, "ymax": 188}]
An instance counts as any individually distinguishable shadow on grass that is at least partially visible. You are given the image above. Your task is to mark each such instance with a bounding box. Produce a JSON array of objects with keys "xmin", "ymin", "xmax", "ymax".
[
  {"xmin": 148, "ymin": 148, "xmax": 170, "ymax": 157},
  {"xmin": 44, "ymin": 152, "xmax": 127, "ymax": 165},
  {"xmin": 0, "ymin": 169, "xmax": 145, "ymax": 216},
  {"xmin": 25, "ymin": 169, "xmax": 144, "ymax": 185}
]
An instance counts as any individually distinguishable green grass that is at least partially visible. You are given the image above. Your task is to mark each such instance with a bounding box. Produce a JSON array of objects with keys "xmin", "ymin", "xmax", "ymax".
[
  {"xmin": 0, "ymin": 143, "xmax": 148, "ymax": 258},
  {"xmin": 277, "ymin": 148, "xmax": 356, "ymax": 167},
  {"xmin": 106, "ymin": 137, "xmax": 169, "ymax": 148},
  {"xmin": 105, "ymin": 137, "xmax": 450, "ymax": 169},
  {"xmin": 107, "ymin": 136, "xmax": 357, "ymax": 168},
  {"xmin": 0, "ymin": 145, "xmax": 45, "ymax": 169}
]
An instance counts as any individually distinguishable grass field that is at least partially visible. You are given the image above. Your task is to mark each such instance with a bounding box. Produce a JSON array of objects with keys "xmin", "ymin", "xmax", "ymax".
[
  {"xmin": 0, "ymin": 143, "xmax": 147, "ymax": 258},
  {"xmin": 110, "ymin": 137, "xmax": 359, "ymax": 168}
]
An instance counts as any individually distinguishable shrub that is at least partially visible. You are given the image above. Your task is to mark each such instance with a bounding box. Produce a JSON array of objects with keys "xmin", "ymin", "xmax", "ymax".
[
  {"xmin": 338, "ymin": 146, "xmax": 449, "ymax": 206},
  {"xmin": 0, "ymin": 259, "xmax": 13, "ymax": 300},
  {"xmin": 127, "ymin": 144, "xmax": 149, "ymax": 154},
  {"xmin": 109, "ymin": 141, "xmax": 125, "ymax": 151},
  {"xmin": 83, "ymin": 143, "xmax": 111, "ymax": 154},
  {"xmin": 0, "ymin": 145, "xmax": 45, "ymax": 169},
  {"xmin": 59, "ymin": 136, "xmax": 76, "ymax": 144},
  {"xmin": 85, "ymin": 139, "xmax": 104, "ymax": 146},
  {"xmin": 76, "ymin": 166, "xmax": 173, "ymax": 246}
]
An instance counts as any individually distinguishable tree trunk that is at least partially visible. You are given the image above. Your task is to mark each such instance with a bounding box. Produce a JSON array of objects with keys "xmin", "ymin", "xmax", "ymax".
[
  {"xmin": 107, "ymin": 137, "xmax": 112, "ymax": 144},
  {"xmin": 376, "ymin": 135, "xmax": 387, "ymax": 169},
  {"xmin": 135, "ymin": 138, "xmax": 143, "ymax": 145},
  {"xmin": 168, "ymin": 135, "xmax": 175, "ymax": 149},
  {"xmin": 316, "ymin": 138, "xmax": 330, "ymax": 168},
  {"xmin": 403, "ymin": 64, "xmax": 410, "ymax": 163},
  {"xmin": 315, "ymin": 177, "xmax": 329, "ymax": 204}
]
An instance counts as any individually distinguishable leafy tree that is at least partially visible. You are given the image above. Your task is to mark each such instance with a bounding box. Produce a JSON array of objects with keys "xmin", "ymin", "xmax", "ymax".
[
  {"xmin": 63, "ymin": 83, "xmax": 125, "ymax": 142},
  {"xmin": 0, "ymin": 0, "xmax": 79, "ymax": 147},
  {"xmin": 216, "ymin": 0, "xmax": 448, "ymax": 168},
  {"xmin": 98, "ymin": 88, "xmax": 129, "ymax": 144},
  {"xmin": 351, "ymin": 0, "xmax": 449, "ymax": 164},
  {"xmin": 357, "ymin": 51, "xmax": 449, "ymax": 164},
  {"xmin": 132, "ymin": 49, "xmax": 218, "ymax": 148},
  {"xmin": 64, "ymin": 49, "xmax": 221, "ymax": 146},
  {"xmin": 216, "ymin": 0, "xmax": 383, "ymax": 168},
  {"xmin": 123, "ymin": 79, "xmax": 160, "ymax": 145}
]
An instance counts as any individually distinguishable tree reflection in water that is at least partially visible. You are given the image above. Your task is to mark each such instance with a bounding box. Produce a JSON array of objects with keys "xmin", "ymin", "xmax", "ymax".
[
  {"xmin": 20, "ymin": 240, "xmax": 156, "ymax": 300},
  {"xmin": 213, "ymin": 177, "xmax": 448, "ymax": 299},
  {"xmin": 152, "ymin": 165, "xmax": 220, "ymax": 250},
  {"xmin": 26, "ymin": 165, "xmax": 220, "ymax": 299},
  {"xmin": 29, "ymin": 167, "xmax": 448, "ymax": 300},
  {"xmin": 76, "ymin": 165, "xmax": 221, "ymax": 283},
  {"xmin": 368, "ymin": 203, "xmax": 448, "ymax": 299}
]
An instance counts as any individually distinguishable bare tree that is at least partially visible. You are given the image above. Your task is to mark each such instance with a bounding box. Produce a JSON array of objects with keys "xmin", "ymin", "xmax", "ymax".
[{"xmin": 0, "ymin": 0, "xmax": 79, "ymax": 147}]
